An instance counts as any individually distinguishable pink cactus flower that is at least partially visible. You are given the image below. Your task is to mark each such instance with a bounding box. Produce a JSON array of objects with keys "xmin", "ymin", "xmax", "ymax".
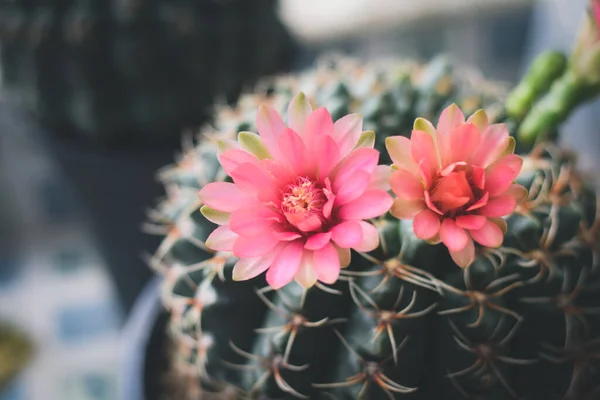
[
  {"xmin": 199, "ymin": 93, "xmax": 393, "ymax": 289},
  {"xmin": 386, "ymin": 104, "xmax": 526, "ymax": 268}
]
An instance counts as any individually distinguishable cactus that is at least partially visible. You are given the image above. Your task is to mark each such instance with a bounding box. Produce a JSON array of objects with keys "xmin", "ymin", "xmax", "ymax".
[
  {"xmin": 144, "ymin": 54, "xmax": 600, "ymax": 399},
  {"xmin": 0, "ymin": 0, "xmax": 295, "ymax": 147}
]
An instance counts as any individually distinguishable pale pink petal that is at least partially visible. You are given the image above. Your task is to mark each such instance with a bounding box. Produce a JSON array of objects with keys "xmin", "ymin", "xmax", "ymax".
[
  {"xmin": 411, "ymin": 130, "xmax": 440, "ymax": 178},
  {"xmin": 338, "ymin": 190, "xmax": 393, "ymax": 220},
  {"xmin": 331, "ymin": 221, "xmax": 363, "ymax": 248},
  {"xmin": 303, "ymin": 107, "xmax": 334, "ymax": 150},
  {"xmin": 466, "ymin": 192, "xmax": 489, "ymax": 211},
  {"xmin": 484, "ymin": 154, "xmax": 523, "ymax": 196},
  {"xmin": 449, "ymin": 123, "xmax": 480, "ymax": 164},
  {"xmin": 471, "ymin": 166, "xmax": 485, "ymax": 190},
  {"xmin": 390, "ymin": 197, "xmax": 425, "ymax": 219},
  {"xmin": 368, "ymin": 165, "xmax": 392, "ymax": 191},
  {"xmin": 293, "ymin": 214, "xmax": 321, "ymax": 233},
  {"xmin": 390, "ymin": 169, "xmax": 424, "ymax": 200},
  {"xmin": 469, "ymin": 219, "xmax": 504, "ymax": 248},
  {"xmin": 332, "ymin": 148, "xmax": 379, "ymax": 192},
  {"xmin": 450, "ymin": 238, "xmax": 475, "ymax": 268},
  {"xmin": 334, "ymin": 170, "xmax": 370, "ymax": 206},
  {"xmin": 413, "ymin": 209, "xmax": 441, "ymax": 240},
  {"xmin": 505, "ymin": 184, "xmax": 528, "ymax": 203},
  {"xmin": 455, "ymin": 215, "xmax": 487, "ymax": 230},
  {"xmin": 353, "ymin": 221, "xmax": 380, "ymax": 252},
  {"xmin": 232, "ymin": 249, "xmax": 280, "ymax": 281},
  {"xmin": 278, "ymin": 128, "xmax": 308, "ymax": 175},
  {"xmin": 470, "ymin": 124, "xmax": 510, "ymax": 167},
  {"xmin": 266, "ymin": 241, "xmax": 304, "ymax": 289},
  {"xmin": 437, "ymin": 104, "xmax": 465, "ymax": 165},
  {"xmin": 294, "ymin": 251, "xmax": 317, "ymax": 288},
  {"xmin": 256, "ymin": 105, "xmax": 285, "ymax": 158},
  {"xmin": 313, "ymin": 243, "xmax": 341, "ymax": 284},
  {"xmin": 233, "ymin": 231, "xmax": 279, "ymax": 258},
  {"xmin": 230, "ymin": 163, "xmax": 275, "ymax": 197},
  {"xmin": 229, "ymin": 207, "xmax": 280, "ymax": 236},
  {"xmin": 440, "ymin": 218, "xmax": 469, "ymax": 252},
  {"xmin": 274, "ymin": 231, "xmax": 303, "ymax": 241},
  {"xmin": 437, "ymin": 103, "xmax": 466, "ymax": 135},
  {"xmin": 424, "ymin": 191, "xmax": 444, "ymax": 215},
  {"xmin": 205, "ymin": 225, "xmax": 238, "ymax": 251},
  {"xmin": 199, "ymin": 182, "xmax": 253, "ymax": 212},
  {"xmin": 286, "ymin": 92, "xmax": 312, "ymax": 134},
  {"xmin": 322, "ymin": 178, "xmax": 335, "ymax": 219},
  {"xmin": 333, "ymin": 113, "xmax": 363, "ymax": 157},
  {"xmin": 385, "ymin": 136, "xmax": 420, "ymax": 177},
  {"xmin": 478, "ymin": 195, "xmax": 518, "ymax": 218},
  {"xmin": 304, "ymin": 232, "xmax": 332, "ymax": 250},
  {"xmin": 315, "ymin": 135, "xmax": 341, "ymax": 179},
  {"xmin": 219, "ymin": 149, "xmax": 259, "ymax": 176}
]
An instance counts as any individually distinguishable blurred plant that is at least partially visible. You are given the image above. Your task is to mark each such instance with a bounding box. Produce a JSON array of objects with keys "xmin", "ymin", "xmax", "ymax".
[{"xmin": 0, "ymin": 323, "xmax": 33, "ymax": 392}]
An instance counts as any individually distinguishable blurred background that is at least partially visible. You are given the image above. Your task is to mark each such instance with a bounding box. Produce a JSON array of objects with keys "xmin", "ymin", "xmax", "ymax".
[{"xmin": 0, "ymin": 0, "xmax": 597, "ymax": 399}]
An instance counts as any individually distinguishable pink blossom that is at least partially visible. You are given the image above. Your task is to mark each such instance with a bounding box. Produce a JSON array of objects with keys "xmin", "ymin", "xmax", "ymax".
[
  {"xmin": 386, "ymin": 104, "xmax": 526, "ymax": 268},
  {"xmin": 199, "ymin": 93, "xmax": 393, "ymax": 289}
]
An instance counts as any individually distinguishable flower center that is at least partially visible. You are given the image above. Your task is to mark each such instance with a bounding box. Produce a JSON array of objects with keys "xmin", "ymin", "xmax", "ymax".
[
  {"xmin": 281, "ymin": 177, "xmax": 327, "ymax": 232},
  {"xmin": 429, "ymin": 163, "xmax": 486, "ymax": 217}
]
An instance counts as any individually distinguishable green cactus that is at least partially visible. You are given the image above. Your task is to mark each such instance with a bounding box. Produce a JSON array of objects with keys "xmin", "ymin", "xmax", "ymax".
[{"xmin": 147, "ymin": 56, "xmax": 600, "ymax": 399}]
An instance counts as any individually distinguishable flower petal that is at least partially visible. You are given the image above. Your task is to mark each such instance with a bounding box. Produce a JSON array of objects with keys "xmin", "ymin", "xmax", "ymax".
[
  {"xmin": 440, "ymin": 218, "xmax": 469, "ymax": 252},
  {"xmin": 369, "ymin": 165, "xmax": 392, "ymax": 191},
  {"xmin": 437, "ymin": 104, "xmax": 465, "ymax": 165},
  {"xmin": 455, "ymin": 215, "xmax": 486, "ymax": 230},
  {"xmin": 304, "ymin": 232, "xmax": 332, "ymax": 250},
  {"xmin": 478, "ymin": 195, "xmax": 518, "ymax": 218},
  {"xmin": 485, "ymin": 154, "xmax": 523, "ymax": 196},
  {"xmin": 413, "ymin": 209, "xmax": 441, "ymax": 240},
  {"xmin": 411, "ymin": 129, "xmax": 439, "ymax": 179},
  {"xmin": 332, "ymin": 148, "xmax": 379, "ymax": 192},
  {"xmin": 256, "ymin": 104, "xmax": 285, "ymax": 158},
  {"xmin": 205, "ymin": 225, "xmax": 238, "ymax": 251},
  {"xmin": 233, "ymin": 231, "xmax": 279, "ymax": 258},
  {"xmin": 232, "ymin": 249, "xmax": 280, "ymax": 281},
  {"xmin": 331, "ymin": 221, "xmax": 363, "ymax": 248},
  {"xmin": 266, "ymin": 241, "xmax": 304, "ymax": 289},
  {"xmin": 449, "ymin": 123, "xmax": 480, "ymax": 164},
  {"xmin": 287, "ymin": 92, "xmax": 312, "ymax": 134},
  {"xmin": 466, "ymin": 109, "xmax": 489, "ymax": 132},
  {"xmin": 229, "ymin": 207, "xmax": 279, "ymax": 236},
  {"xmin": 278, "ymin": 128, "xmax": 308, "ymax": 175},
  {"xmin": 338, "ymin": 190, "xmax": 393, "ymax": 220},
  {"xmin": 390, "ymin": 169, "xmax": 424, "ymax": 200},
  {"xmin": 337, "ymin": 246, "xmax": 351, "ymax": 268},
  {"xmin": 304, "ymin": 107, "xmax": 334, "ymax": 150},
  {"xmin": 200, "ymin": 205, "xmax": 230, "ymax": 225},
  {"xmin": 450, "ymin": 238, "xmax": 475, "ymax": 268},
  {"xmin": 334, "ymin": 113, "xmax": 363, "ymax": 157},
  {"xmin": 335, "ymin": 170, "xmax": 370, "ymax": 206},
  {"xmin": 471, "ymin": 124, "xmax": 511, "ymax": 167},
  {"xmin": 353, "ymin": 221, "xmax": 380, "ymax": 252},
  {"xmin": 313, "ymin": 243, "xmax": 341, "ymax": 284},
  {"xmin": 230, "ymin": 163, "xmax": 274, "ymax": 195},
  {"xmin": 390, "ymin": 197, "xmax": 425, "ymax": 219},
  {"xmin": 219, "ymin": 149, "xmax": 260, "ymax": 176},
  {"xmin": 469, "ymin": 219, "xmax": 504, "ymax": 248},
  {"xmin": 199, "ymin": 182, "xmax": 253, "ymax": 212},
  {"xmin": 385, "ymin": 136, "xmax": 420, "ymax": 177},
  {"xmin": 295, "ymin": 251, "xmax": 317, "ymax": 288},
  {"xmin": 505, "ymin": 184, "xmax": 528, "ymax": 203},
  {"xmin": 316, "ymin": 135, "xmax": 341, "ymax": 179}
]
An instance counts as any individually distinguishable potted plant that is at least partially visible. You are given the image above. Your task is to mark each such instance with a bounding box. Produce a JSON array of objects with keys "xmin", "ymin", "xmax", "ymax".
[
  {"xmin": 0, "ymin": 0, "xmax": 297, "ymax": 312},
  {"xmin": 127, "ymin": 1, "xmax": 600, "ymax": 399}
]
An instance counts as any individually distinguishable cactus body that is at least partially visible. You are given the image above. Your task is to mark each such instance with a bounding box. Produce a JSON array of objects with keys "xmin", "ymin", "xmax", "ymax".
[{"xmin": 149, "ymin": 57, "xmax": 600, "ymax": 399}]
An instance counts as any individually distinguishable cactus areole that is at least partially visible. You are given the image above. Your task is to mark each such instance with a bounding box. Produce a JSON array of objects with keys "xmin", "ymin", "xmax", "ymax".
[{"xmin": 147, "ymin": 56, "xmax": 600, "ymax": 399}]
